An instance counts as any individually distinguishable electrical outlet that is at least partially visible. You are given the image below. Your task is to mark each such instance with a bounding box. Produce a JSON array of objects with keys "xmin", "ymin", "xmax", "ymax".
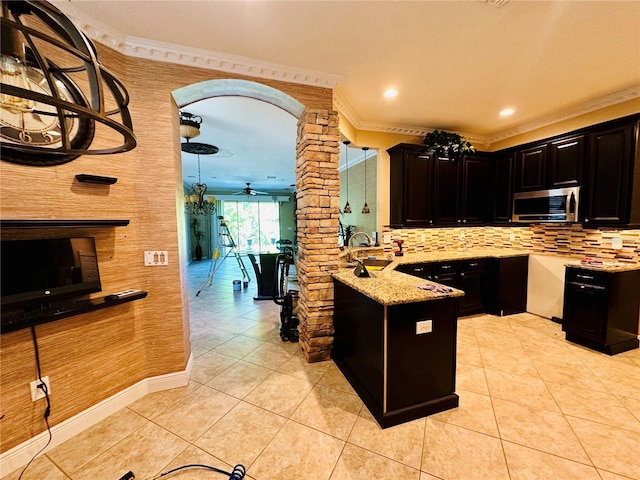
[
  {"xmin": 30, "ymin": 376, "xmax": 51, "ymax": 401},
  {"xmin": 509, "ymin": 233, "xmax": 516, "ymax": 242},
  {"xmin": 416, "ymin": 320, "xmax": 433, "ymax": 335},
  {"xmin": 144, "ymin": 251, "xmax": 168, "ymax": 266},
  {"xmin": 611, "ymin": 235, "xmax": 622, "ymax": 250}
]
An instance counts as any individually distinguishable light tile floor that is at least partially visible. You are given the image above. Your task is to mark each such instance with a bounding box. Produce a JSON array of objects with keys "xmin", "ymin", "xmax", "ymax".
[{"xmin": 5, "ymin": 258, "xmax": 640, "ymax": 480}]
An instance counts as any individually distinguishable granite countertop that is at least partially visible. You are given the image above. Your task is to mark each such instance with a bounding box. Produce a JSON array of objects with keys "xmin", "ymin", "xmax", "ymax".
[
  {"xmin": 565, "ymin": 261, "xmax": 640, "ymax": 273},
  {"xmin": 334, "ymin": 247, "xmax": 640, "ymax": 304},
  {"xmin": 391, "ymin": 248, "xmax": 530, "ymax": 265},
  {"xmin": 333, "ymin": 267, "xmax": 465, "ymax": 306},
  {"xmin": 333, "ymin": 248, "xmax": 529, "ymax": 305}
]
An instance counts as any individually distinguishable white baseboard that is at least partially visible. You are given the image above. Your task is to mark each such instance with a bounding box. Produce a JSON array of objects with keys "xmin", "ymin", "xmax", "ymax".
[{"xmin": 0, "ymin": 353, "xmax": 192, "ymax": 476}]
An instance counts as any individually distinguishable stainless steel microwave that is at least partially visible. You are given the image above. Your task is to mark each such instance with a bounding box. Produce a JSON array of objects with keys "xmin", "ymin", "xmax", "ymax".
[{"xmin": 512, "ymin": 186, "xmax": 580, "ymax": 223}]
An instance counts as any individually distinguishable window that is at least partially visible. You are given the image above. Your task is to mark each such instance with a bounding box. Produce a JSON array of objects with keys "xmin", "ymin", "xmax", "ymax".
[{"xmin": 222, "ymin": 200, "xmax": 280, "ymax": 253}]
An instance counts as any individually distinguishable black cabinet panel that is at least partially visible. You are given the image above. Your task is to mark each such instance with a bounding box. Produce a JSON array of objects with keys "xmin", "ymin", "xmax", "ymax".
[
  {"xmin": 484, "ymin": 256, "xmax": 528, "ymax": 316},
  {"xmin": 584, "ymin": 123, "xmax": 634, "ymax": 224},
  {"xmin": 461, "ymin": 155, "xmax": 488, "ymax": 224},
  {"xmin": 386, "ymin": 299, "xmax": 457, "ymax": 412},
  {"xmin": 516, "ymin": 145, "xmax": 547, "ymax": 191},
  {"xmin": 433, "ymin": 155, "xmax": 460, "ymax": 225},
  {"xmin": 562, "ymin": 267, "xmax": 640, "ymax": 355},
  {"xmin": 492, "ymin": 154, "xmax": 515, "ymax": 223},
  {"xmin": 548, "ymin": 135, "xmax": 584, "ymax": 187},
  {"xmin": 333, "ymin": 280, "xmax": 459, "ymax": 428},
  {"xmin": 389, "ymin": 144, "xmax": 433, "ymax": 226}
]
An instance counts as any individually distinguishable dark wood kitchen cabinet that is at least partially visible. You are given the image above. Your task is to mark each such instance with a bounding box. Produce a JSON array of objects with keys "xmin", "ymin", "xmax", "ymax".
[
  {"xmin": 492, "ymin": 153, "xmax": 515, "ymax": 223},
  {"xmin": 562, "ymin": 267, "xmax": 640, "ymax": 355},
  {"xmin": 433, "ymin": 155, "xmax": 460, "ymax": 224},
  {"xmin": 484, "ymin": 255, "xmax": 529, "ymax": 316},
  {"xmin": 389, "ymin": 144, "xmax": 434, "ymax": 227},
  {"xmin": 460, "ymin": 154, "xmax": 490, "ymax": 224},
  {"xmin": 457, "ymin": 259, "xmax": 486, "ymax": 315},
  {"xmin": 389, "ymin": 144, "xmax": 489, "ymax": 227},
  {"xmin": 515, "ymin": 144, "xmax": 547, "ymax": 192},
  {"xmin": 547, "ymin": 134, "xmax": 584, "ymax": 188},
  {"xmin": 432, "ymin": 153, "xmax": 489, "ymax": 226},
  {"xmin": 399, "ymin": 259, "xmax": 488, "ymax": 316},
  {"xmin": 514, "ymin": 134, "xmax": 583, "ymax": 192},
  {"xmin": 333, "ymin": 280, "xmax": 459, "ymax": 428},
  {"xmin": 582, "ymin": 120, "xmax": 640, "ymax": 226},
  {"xmin": 398, "ymin": 255, "xmax": 528, "ymax": 318}
]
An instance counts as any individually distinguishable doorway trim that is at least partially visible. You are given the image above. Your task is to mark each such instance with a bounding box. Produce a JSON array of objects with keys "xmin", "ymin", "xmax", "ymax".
[{"xmin": 173, "ymin": 79, "xmax": 304, "ymax": 118}]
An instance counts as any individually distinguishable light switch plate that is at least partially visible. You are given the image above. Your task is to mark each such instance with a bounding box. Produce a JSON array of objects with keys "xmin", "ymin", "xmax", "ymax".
[
  {"xmin": 416, "ymin": 320, "xmax": 433, "ymax": 335},
  {"xmin": 144, "ymin": 251, "xmax": 168, "ymax": 266}
]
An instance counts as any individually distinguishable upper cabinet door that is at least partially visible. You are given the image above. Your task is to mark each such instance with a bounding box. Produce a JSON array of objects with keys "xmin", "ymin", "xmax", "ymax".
[
  {"xmin": 548, "ymin": 135, "xmax": 584, "ymax": 188},
  {"xmin": 461, "ymin": 154, "xmax": 488, "ymax": 225},
  {"xmin": 492, "ymin": 153, "xmax": 515, "ymax": 223},
  {"xmin": 515, "ymin": 144, "xmax": 547, "ymax": 192},
  {"xmin": 583, "ymin": 123, "xmax": 635, "ymax": 225},
  {"xmin": 433, "ymin": 155, "xmax": 461, "ymax": 225},
  {"xmin": 389, "ymin": 144, "xmax": 434, "ymax": 227}
]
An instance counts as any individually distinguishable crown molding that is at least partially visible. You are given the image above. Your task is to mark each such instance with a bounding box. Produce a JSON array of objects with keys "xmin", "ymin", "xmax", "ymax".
[
  {"xmin": 334, "ymin": 89, "xmax": 428, "ymax": 137},
  {"xmin": 53, "ymin": 1, "xmax": 343, "ymax": 89},
  {"xmin": 484, "ymin": 85, "xmax": 640, "ymax": 145},
  {"xmin": 52, "ymin": 1, "xmax": 640, "ymax": 146}
]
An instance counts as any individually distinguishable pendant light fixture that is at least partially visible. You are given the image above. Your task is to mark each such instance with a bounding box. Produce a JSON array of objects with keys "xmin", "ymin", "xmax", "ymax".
[
  {"xmin": 184, "ymin": 153, "xmax": 217, "ymax": 216},
  {"xmin": 361, "ymin": 146, "xmax": 371, "ymax": 214},
  {"xmin": 342, "ymin": 140, "xmax": 352, "ymax": 214},
  {"xmin": 181, "ymin": 110, "xmax": 217, "ymax": 216},
  {"xmin": 0, "ymin": 0, "xmax": 136, "ymax": 166}
]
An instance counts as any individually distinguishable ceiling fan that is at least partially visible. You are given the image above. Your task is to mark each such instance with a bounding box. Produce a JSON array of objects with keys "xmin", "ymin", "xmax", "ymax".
[{"xmin": 233, "ymin": 182, "xmax": 268, "ymax": 196}]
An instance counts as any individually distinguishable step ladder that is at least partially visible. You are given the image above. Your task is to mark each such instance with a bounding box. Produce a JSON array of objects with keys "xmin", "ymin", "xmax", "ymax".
[{"xmin": 196, "ymin": 217, "xmax": 251, "ymax": 296}]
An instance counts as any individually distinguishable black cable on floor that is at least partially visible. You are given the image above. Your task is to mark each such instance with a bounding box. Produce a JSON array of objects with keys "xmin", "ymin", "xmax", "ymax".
[
  {"xmin": 17, "ymin": 327, "xmax": 53, "ymax": 480},
  {"xmin": 119, "ymin": 463, "xmax": 246, "ymax": 480}
]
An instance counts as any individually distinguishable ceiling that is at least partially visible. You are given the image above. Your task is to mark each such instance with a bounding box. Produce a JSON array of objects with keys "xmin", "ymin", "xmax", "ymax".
[{"xmin": 57, "ymin": 0, "xmax": 640, "ymax": 195}]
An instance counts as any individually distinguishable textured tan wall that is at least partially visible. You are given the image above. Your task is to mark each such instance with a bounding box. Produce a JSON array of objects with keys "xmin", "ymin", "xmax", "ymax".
[{"xmin": 0, "ymin": 43, "xmax": 331, "ymax": 452}]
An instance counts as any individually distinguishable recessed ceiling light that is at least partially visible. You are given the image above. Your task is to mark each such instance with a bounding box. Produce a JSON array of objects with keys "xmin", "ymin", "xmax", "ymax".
[
  {"xmin": 499, "ymin": 108, "xmax": 515, "ymax": 117},
  {"xmin": 383, "ymin": 89, "xmax": 398, "ymax": 98}
]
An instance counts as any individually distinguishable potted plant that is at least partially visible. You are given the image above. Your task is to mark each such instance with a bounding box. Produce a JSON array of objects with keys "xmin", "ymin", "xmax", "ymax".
[
  {"xmin": 191, "ymin": 218, "xmax": 205, "ymax": 260},
  {"xmin": 423, "ymin": 130, "xmax": 475, "ymax": 157}
]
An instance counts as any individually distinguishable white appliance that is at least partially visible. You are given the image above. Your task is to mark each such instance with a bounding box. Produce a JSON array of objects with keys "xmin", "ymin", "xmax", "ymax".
[{"xmin": 527, "ymin": 254, "xmax": 574, "ymax": 320}]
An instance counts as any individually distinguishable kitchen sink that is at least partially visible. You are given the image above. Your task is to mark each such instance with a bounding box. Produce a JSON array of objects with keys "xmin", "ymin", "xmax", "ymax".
[{"xmin": 361, "ymin": 258, "xmax": 393, "ymax": 271}]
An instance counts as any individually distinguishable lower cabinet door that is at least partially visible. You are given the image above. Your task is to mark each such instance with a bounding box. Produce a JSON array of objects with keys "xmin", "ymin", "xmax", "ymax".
[
  {"xmin": 458, "ymin": 269, "xmax": 485, "ymax": 315},
  {"xmin": 562, "ymin": 283, "xmax": 607, "ymax": 341}
]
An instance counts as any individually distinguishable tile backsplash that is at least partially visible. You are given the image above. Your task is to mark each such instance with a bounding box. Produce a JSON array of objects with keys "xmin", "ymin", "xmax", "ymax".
[{"xmin": 381, "ymin": 224, "xmax": 640, "ymax": 264}]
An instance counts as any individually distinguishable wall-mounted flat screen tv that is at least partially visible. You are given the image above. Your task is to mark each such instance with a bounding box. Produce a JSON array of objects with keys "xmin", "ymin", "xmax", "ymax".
[{"xmin": 1, "ymin": 237, "xmax": 102, "ymax": 313}]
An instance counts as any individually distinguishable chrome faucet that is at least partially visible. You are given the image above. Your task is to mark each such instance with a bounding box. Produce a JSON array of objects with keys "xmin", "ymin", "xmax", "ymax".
[{"xmin": 348, "ymin": 231, "xmax": 374, "ymax": 262}]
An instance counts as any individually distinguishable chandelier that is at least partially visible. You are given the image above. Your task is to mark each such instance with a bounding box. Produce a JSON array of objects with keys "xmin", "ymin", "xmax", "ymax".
[
  {"xmin": 184, "ymin": 153, "xmax": 216, "ymax": 216},
  {"xmin": 181, "ymin": 110, "xmax": 218, "ymax": 216}
]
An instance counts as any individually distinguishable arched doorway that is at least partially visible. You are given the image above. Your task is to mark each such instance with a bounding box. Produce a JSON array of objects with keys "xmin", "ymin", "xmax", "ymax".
[{"xmin": 173, "ymin": 79, "xmax": 340, "ymax": 362}]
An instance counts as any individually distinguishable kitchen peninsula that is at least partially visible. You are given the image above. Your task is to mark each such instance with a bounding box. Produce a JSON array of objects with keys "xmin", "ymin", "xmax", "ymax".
[{"xmin": 332, "ymin": 248, "xmax": 529, "ymax": 428}]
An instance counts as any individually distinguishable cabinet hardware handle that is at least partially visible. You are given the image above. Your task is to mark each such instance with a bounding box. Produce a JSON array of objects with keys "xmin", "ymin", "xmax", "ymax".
[
  {"xmin": 577, "ymin": 274, "xmax": 594, "ymax": 280},
  {"xmin": 557, "ymin": 141, "xmax": 578, "ymax": 149},
  {"xmin": 460, "ymin": 273, "xmax": 465, "ymax": 277},
  {"xmin": 469, "ymin": 263, "xmax": 478, "ymax": 267},
  {"xmin": 463, "ymin": 219, "xmax": 467, "ymax": 223},
  {"xmin": 442, "ymin": 265, "xmax": 451, "ymax": 269},
  {"xmin": 457, "ymin": 219, "xmax": 461, "ymax": 223}
]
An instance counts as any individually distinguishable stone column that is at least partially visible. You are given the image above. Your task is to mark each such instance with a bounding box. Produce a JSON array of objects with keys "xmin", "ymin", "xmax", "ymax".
[{"xmin": 295, "ymin": 108, "xmax": 341, "ymax": 362}]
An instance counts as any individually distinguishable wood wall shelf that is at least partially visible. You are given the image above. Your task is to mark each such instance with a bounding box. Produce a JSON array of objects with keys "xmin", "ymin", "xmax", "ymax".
[{"xmin": 0, "ymin": 219, "xmax": 130, "ymax": 228}]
